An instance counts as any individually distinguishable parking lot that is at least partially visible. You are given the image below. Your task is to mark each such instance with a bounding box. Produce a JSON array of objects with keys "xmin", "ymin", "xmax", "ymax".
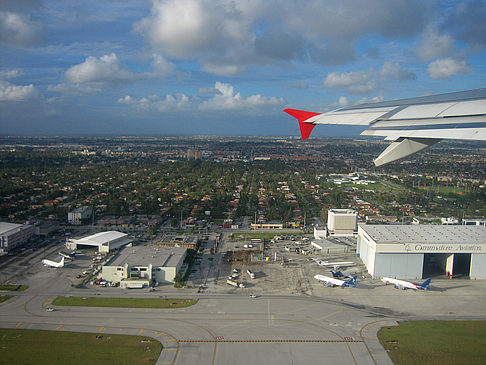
[{"xmin": 185, "ymin": 232, "xmax": 368, "ymax": 296}]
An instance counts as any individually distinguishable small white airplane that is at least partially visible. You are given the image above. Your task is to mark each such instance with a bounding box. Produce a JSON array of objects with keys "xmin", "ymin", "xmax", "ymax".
[
  {"xmin": 314, "ymin": 260, "xmax": 355, "ymax": 270},
  {"xmin": 381, "ymin": 277, "xmax": 431, "ymax": 290},
  {"xmin": 42, "ymin": 257, "xmax": 65, "ymax": 268},
  {"xmin": 314, "ymin": 274, "xmax": 357, "ymax": 288},
  {"xmin": 284, "ymin": 88, "xmax": 486, "ymax": 166}
]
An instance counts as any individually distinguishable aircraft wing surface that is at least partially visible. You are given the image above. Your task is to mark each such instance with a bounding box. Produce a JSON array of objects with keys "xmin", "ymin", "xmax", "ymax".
[{"xmin": 284, "ymin": 88, "xmax": 486, "ymax": 166}]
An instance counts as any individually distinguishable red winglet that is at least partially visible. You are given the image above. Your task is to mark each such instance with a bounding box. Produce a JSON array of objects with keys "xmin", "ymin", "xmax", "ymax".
[{"xmin": 283, "ymin": 108, "xmax": 321, "ymax": 140}]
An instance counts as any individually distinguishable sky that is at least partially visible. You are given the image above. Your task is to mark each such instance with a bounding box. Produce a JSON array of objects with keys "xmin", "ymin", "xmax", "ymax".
[{"xmin": 1, "ymin": 0, "xmax": 486, "ymax": 137}]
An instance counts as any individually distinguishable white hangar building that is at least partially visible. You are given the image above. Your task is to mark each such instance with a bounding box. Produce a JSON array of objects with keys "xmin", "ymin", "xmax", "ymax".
[
  {"xmin": 357, "ymin": 225, "xmax": 486, "ymax": 280},
  {"xmin": 66, "ymin": 231, "xmax": 132, "ymax": 253}
]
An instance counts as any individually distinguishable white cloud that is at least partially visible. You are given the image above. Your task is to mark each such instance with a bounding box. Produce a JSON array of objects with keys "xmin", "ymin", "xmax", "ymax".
[
  {"xmin": 134, "ymin": 0, "xmax": 429, "ymax": 75},
  {"xmin": 135, "ymin": 0, "xmax": 258, "ymax": 57},
  {"xmin": 118, "ymin": 95, "xmax": 134, "ymax": 104},
  {"xmin": 416, "ymin": 26, "xmax": 455, "ymax": 61},
  {"xmin": 324, "ymin": 70, "xmax": 376, "ymax": 94},
  {"xmin": 151, "ymin": 54, "xmax": 174, "ymax": 77},
  {"xmin": 324, "ymin": 62, "xmax": 415, "ymax": 94},
  {"xmin": 338, "ymin": 96, "xmax": 349, "ymax": 107},
  {"xmin": 380, "ymin": 61, "xmax": 416, "ymax": 81},
  {"xmin": 201, "ymin": 63, "xmax": 245, "ymax": 77},
  {"xmin": 65, "ymin": 53, "xmax": 136, "ymax": 85},
  {"xmin": 156, "ymin": 93, "xmax": 190, "ymax": 112},
  {"xmin": 47, "ymin": 82, "xmax": 101, "ymax": 95},
  {"xmin": 0, "ymin": 11, "xmax": 43, "ymax": 46},
  {"xmin": 0, "ymin": 79, "xmax": 39, "ymax": 101},
  {"xmin": 199, "ymin": 82, "xmax": 285, "ymax": 110},
  {"xmin": 427, "ymin": 57, "xmax": 469, "ymax": 79},
  {"xmin": 117, "ymin": 93, "xmax": 190, "ymax": 112},
  {"xmin": 0, "ymin": 69, "xmax": 22, "ymax": 79},
  {"xmin": 356, "ymin": 95, "xmax": 384, "ymax": 105}
]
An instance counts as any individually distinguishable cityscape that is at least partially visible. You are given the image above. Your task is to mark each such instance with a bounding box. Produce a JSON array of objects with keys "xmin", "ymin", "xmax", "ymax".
[{"xmin": 1, "ymin": 136, "xmax": 485, "ymax": 230}]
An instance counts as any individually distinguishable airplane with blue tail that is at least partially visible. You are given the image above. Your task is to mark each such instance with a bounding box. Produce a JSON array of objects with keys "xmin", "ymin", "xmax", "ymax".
[
  {"xmin": 382, "ymin": 277, "xmax": 431, "ymax": 290},
  {"xmin": 314, "ymin": 274, "xmax": 357, "ymax": 288}
]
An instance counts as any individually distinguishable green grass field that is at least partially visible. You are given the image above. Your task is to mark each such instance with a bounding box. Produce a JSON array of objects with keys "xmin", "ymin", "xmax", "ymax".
[
  {"xmin": 377, "ymin": 320, "xmax": 486, "ymax": 365},
  {"xmin": 0, "ymin": 295, "xmax": 13, "ymax": 303},
  {"xmin": 0, "ymin": 328, "xmax": 162, "ymax": 365},
  {"xmin": 0, "ymin": 284, "xmax": 28, "ymax": 291},
  {"xmin": 52, "ymin": 296, "xmax": 197, "ymax": 309}
]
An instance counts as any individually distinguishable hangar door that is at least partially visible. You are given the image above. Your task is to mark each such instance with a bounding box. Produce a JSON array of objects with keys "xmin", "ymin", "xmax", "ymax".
[
  {"xmin": 452, "ymin": 253, "xmax": 471, "ymax": 277},
  {"xmin": 423, "ymin": 253, "xmax": 471, "ymax": 278},
  {"xmin": 423, "ymin": 253, "xmax": 448, "ymax": 278}
]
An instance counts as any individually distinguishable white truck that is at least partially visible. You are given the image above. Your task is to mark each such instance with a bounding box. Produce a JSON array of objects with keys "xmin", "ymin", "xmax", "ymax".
[
  {"xmin": 247, "ymin": 269, "xmax": 255, "ymax": 279},
  {"xmin": 227, "ymin": 279, "xmax": 245, "ymax": 288}
]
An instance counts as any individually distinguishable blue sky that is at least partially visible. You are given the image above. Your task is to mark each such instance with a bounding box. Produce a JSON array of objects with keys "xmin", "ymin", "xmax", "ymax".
[{"xmin": 1, "ymin": 0, "xmax": 486, "ymax": 136}]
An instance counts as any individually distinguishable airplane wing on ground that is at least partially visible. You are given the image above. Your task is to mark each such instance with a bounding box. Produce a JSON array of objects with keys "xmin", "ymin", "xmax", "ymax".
[{"xmin": 284, "ymin": 88, "xmax": 486, "ymax": 166}]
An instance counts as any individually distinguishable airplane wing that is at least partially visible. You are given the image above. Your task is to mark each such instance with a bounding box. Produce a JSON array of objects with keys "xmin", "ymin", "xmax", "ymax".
[{"xmin": 284, "ymin": 88, "xmax": 486, "ymax": 166}]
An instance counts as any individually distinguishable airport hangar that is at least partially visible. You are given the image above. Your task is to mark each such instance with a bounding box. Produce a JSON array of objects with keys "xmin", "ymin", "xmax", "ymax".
[
  {"xmin": 357, "ymin": 225, "xmax": 486, "ymax": 280},
  {"xmin": 66, "ymin": 231, "xmax": 133, "ymax": 253}
]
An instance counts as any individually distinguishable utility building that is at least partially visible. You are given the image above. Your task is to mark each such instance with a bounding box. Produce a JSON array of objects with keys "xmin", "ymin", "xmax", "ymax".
[
  {"xmin": 357, "ymin": 225, "xmax": 486, "ymax": 279},
  {"xmin": 327, "ymin": 209, "xmax": 358, "ymax": 236},
  {"xmin": 102, "ymin": 246, "xmax": 187, "ymax": 288}
]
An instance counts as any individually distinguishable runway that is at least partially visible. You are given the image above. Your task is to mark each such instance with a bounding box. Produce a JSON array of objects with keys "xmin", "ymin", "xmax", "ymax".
[{"xmin": 1, "ymin": 288, "xmax": 394, "ymax": 365}]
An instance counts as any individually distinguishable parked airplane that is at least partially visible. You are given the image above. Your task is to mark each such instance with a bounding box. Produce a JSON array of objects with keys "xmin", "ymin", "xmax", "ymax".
[
  {"xmin": 42, "ymin": 257, "xmax": 65, "ymax": 268},
  {"xmin": 284, "ymin": 88, "xmax": 486, "ymax": 166},
  {"xmin": 314, "ymin": 260, "xmax": 355, "ymax": 270},
  {"xmin": 314, "ymin": 274, "xmax": 357, "ymax": 288},
  {"xmin": 381, "ymin": 277, "xmax": 431, "ymax": 290}
]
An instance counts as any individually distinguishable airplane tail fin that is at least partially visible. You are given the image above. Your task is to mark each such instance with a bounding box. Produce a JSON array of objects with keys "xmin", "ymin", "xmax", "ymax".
[
  {"xmin": 419, "ymin": 278, "xmax": 431, "ymax": 290},
  {"xmin": 283, "ymin": 109, "xmax": 320, "ymax": 140},
  {"xmin": 344, "ymin": 276, "xmax": 357, "ymax": 287}
]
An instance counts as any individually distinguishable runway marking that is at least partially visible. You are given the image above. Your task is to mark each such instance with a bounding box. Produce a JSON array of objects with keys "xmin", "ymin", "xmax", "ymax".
[
  {"xmin": 56, "ymin": 324, "xmax": 63, "ymax": 330},
  {"xmin": 373, "ymin": 354, "xmax": 385, "ymax": 356},
  {"xmin": 165, "ymin": 348, "xmax": 177, "ymax": 351},
  {"xmin": 368, "ymin": 324, "xmax": 379, "ymax": 328},
  {"xmin": 155, "ymin": 332, "xmax": 166, "ymax": 337},
  {"xmin": 15, "ymin": 322, "xmax": 22, "ymax": 327},
  {"xmin": 178, "ymin": 339, "xmax": 363, "ymax": 343},
  {"xmin": 138, "ymin": 329, "xmax": 144, "ymax": 335},
  {"xmin": 361, "ymin": 335, "xmax": 374, "ymax": 338},
  {"xmin": 97, "ymin": 326, "xmax": 104, "ymax": 333},
  {"xmin": 167, "ymin": 339, "xmax": 177, "ymax": 342}
]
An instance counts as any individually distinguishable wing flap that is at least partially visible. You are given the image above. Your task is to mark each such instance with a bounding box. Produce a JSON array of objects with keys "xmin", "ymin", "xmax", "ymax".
[{"xmin": 373, "ymin": 138, "xmax": 440, "ymax": 167}]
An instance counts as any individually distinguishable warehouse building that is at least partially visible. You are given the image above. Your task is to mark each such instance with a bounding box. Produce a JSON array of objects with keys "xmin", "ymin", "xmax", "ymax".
[
  {"xmin": 101, "ymin": 246, "xmax": 187, "ymax": 288},
  {"xmin": 66, "ymin": 231, "xmax": 132, "ymax": 253},
  {"xmin": 0, "ymin": 222, "xmax": 35, "ymax": 254},
  {"xmin": 357, "ymin": 225, "xmax": 486, "ymax": 280}
]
